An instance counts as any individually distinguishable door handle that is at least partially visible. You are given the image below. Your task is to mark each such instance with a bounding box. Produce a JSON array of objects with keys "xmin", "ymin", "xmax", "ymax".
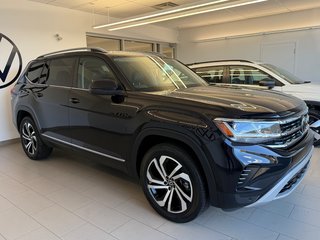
[{"xmin": 69, "ymin": 98, "xmax": 80, "ymax": 104}]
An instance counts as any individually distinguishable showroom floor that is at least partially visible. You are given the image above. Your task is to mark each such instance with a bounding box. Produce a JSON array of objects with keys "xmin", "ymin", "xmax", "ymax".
[{"xmin": 0, "ymin": 143, "xmax": 319, "ymax": 240}]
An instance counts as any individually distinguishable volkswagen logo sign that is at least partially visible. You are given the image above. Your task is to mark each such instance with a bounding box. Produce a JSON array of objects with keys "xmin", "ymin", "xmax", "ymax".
[{"xmin": 0, "ymin": 33, "xmax": 22, "ymax": 89}]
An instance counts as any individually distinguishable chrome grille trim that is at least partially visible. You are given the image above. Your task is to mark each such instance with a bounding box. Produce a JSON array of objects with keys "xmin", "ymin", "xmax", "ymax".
[{"xmin": 266, "ymin": 113, "xmax": 309, "ymax": 149}]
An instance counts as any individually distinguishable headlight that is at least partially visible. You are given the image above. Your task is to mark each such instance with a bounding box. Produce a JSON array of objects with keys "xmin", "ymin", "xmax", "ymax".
[{"xmin": 214, "ymin": 119, "xmax": 282, "ymax": 143}]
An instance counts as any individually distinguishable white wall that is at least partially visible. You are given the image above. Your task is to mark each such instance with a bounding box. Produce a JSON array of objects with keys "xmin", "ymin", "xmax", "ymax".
[
  {"xmin": 0, "ymin": 0, "xmax": 178, "ymax": 142},
  {"xmin": 177, "ymin": 8, "xmax": 320, "ymax": 83}
]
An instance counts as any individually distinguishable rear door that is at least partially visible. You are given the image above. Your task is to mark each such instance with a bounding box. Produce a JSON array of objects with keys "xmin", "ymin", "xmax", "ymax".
[{"xmin": 27, "ymin": 57, "xmax": 76, "ymax": 142}]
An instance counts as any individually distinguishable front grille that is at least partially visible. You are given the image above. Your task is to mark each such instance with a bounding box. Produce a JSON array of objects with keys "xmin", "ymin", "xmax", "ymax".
[
  {"xmin": 266, "ymin": 113, "xmax": 309, "ymax": 148},
  {"xmin": 279, "ymin": 161, "xmax": 309, "ymax": 194}
]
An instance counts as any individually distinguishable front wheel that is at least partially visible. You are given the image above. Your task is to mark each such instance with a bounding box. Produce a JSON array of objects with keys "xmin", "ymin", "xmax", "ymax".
[
  {"xmin": 140, "ymin": 144, "xmax": 207, "ymax": 223},
  {"xmin": 19, "ymin": 117, "xmax": 52, "ymax": 160},
  {"xmin": 309, "ymin": 109, "xmax": 320, "ymax": 146}
]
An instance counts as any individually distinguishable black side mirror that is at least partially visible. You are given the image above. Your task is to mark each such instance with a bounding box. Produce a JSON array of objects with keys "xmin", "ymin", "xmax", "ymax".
[
  {"xmin": 90, "ymin": 79, "xmax": 124, "ymax": 95},
  {"xmin": 259, "ymin": 79, "xmax": 275, "ymax": 89}
]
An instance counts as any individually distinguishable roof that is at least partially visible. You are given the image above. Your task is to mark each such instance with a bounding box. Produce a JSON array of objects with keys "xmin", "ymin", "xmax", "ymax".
[{"xmin": 36, "ymin": 48, "xmax": 165, "ymax": 59}]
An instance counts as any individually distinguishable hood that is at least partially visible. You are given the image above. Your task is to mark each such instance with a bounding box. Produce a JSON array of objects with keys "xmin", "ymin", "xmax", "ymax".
[
  {"xmin": 154, "ymin": 85, "xmax": 306, "ymax": 119},
  {"xmin": 281, "ymin": 83, "xmax": 320, "ymax": 102}
]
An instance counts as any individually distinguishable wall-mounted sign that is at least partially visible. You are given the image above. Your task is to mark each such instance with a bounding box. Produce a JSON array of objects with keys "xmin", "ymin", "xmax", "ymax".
[{"xmin": 0, "ymin": 33, "xmax": 22, "ymax": 89}]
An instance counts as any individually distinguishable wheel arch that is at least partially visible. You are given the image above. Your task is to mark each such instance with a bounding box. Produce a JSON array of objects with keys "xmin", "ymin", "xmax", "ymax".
[
  {"xmin": 15, "ymin": 106, "xmax": 41, "ymax": 131},
  {"xmin": 130, "ymin": 127, "xmax": 218, "ymax": 204}
]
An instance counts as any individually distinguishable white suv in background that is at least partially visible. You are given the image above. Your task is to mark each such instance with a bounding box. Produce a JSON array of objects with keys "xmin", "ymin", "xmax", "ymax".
[{"xmin": 188, "ymin": 60, "xmax": 320, "ymax": 145}]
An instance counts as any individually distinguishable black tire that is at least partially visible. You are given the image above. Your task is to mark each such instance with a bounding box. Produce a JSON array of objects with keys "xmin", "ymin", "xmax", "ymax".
[
  {"xmin": 19, "ymin": 117, "xmax": 52, "ymax": 160},
  {"xmin": 140, "ymin": 143, "xmax": 207, "ymax": 223},
  {"xmin": 308, "ymin": 109, "xmax": 320, "ymax": 146}
]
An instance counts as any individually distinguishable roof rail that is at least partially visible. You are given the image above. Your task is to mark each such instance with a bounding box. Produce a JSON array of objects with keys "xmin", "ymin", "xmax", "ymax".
[
  {"xmin": 37, "ymin": 47, "xmax": 106, "ymax": 59},
  {"xmin": 188, "ymin": 59, "xmax": 254, "ymax": 65}
]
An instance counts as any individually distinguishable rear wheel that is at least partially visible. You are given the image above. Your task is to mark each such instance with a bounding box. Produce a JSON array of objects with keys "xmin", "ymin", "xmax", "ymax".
[
  {"xmin": 140, "ymin": 143, "xmax": 207, "ymax": 223},
  {"xmin": 19, "ymin": 117, "xmax": 52, "ymax": 160},
  {"xmin": 309, "ymin": 109, "xmax": 320, "ymax": 146}
]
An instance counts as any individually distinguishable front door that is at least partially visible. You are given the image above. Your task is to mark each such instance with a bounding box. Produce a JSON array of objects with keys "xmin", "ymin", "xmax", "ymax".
[{"xmin": 69, "ymin": 56, "xmax": 136, "ymax": 164}]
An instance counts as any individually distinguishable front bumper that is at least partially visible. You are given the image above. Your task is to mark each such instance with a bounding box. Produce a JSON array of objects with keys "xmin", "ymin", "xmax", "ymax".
[
  {"xmin": 208, "ymin": 129, "xmax": 314, "ymax": 209},
  {"xmin": 246, "ymin": 146, "xmax": 312, "ymax": 207}
]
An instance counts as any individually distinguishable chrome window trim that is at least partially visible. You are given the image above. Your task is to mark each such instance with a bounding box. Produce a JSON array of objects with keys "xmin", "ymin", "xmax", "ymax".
[
  {"xmin": 25, "ymin": 76, "xmax": 72, "ymax": 89},
  {"xmin": 42, "ymin": 134, "xmax": 125, "ymax": 162}
]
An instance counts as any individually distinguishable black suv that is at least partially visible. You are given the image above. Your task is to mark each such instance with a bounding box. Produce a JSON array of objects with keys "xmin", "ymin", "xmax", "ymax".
[{"xmin": 11, "ymin": 48, "xmax": 314, "ymax": 222}]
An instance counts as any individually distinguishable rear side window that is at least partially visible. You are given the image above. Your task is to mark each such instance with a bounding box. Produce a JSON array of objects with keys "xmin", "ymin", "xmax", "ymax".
[
  {"xmin": 46, "ymin": 58, "xmax": 76, "ymax": 87},
  {"xmin": 26, "ymin": 61, "xmax": 44, "ymax": 83},
  {"xmin": 194, "ymin": 66, "xmax": 224, "ymax": 83}
]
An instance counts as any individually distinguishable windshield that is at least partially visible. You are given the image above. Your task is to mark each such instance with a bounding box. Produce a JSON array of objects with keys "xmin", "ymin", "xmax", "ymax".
[
  {"xmin": 112, "ymin": 55, "xmax": 207, "ymax": 91},
  {"xmin": 260, "ymin": 63, "xmax": 305, "ymax": 84}
]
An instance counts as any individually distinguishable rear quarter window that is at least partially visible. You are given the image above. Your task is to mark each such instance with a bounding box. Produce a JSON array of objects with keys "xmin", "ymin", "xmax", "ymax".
[{"xmin": 26, "ymin": 61, "xmax": 44, "ymax": 83}]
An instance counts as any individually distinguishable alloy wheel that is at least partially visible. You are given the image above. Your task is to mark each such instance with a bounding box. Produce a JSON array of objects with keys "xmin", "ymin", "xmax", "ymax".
[
  {"xmin": 21, "ymin": 122, "xmax": 37, "ymax": 155},
  {"xmin": 146, "ymin": 155, "xmax": 193, "ymax": 214}
]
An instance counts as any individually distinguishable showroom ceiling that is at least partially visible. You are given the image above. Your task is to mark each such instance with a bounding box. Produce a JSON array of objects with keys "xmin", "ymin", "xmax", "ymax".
[{"xmin": 29, "ymin": 0, "xmax": 320, "ymax": 29}]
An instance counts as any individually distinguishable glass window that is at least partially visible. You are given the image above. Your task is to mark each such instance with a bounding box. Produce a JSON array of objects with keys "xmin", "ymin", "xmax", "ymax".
[
  {"xmin": 260, "ymin": 64, "xmax": 301, "ymax": 84},
  {"xmin": 112, "ymin": 55, "xmax": 207, "ymax": 91},
  {"xmin": 77, "ymin": 57, "xmax": 116, "ymax": 89},
  {"xmin": 87, "ymin": 36, "xmax": 121, "ymax": 51},
  {"xmin": 124, "ymin": 40, "xmax": 153, "ymax": 52},
  {"xmin": 26, "ymin": 62, "xmax": 44, "ymax": 83},
  {"xmin": 46, "ymin": 58, "xmax": 75, "ymax": 87},
  {"xmin": 194, "ymin": 66, "xmax": 224, "ymax": 84},
  {"xmin": 228, "ymin": 65, "xmax": 280, "ymax": 86},
  {"xmin": 39, "ymin": 62, "xmax": 49, "ymax": 84}
]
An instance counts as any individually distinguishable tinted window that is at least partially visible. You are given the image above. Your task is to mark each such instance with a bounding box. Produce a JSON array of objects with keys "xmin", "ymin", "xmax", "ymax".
[
  {"xmin": 46, "ymin": 58, "xmax": 75, "ymax": 87},
  {"xmin": 39, "ymin": 62, "xmax": 49, "ymax": 84},
  {"xmin": 228, "ymin": 65, "xmax": 282, "ymax": 86},
  {"xmin": 26, "ymin": 62, "xmax": 44, "ymax": 83},
  {"xmin": 77, "ymin": 57, "xmax": 116, "ymax": 89},
  {"xmin": 194, "ymin": 66, "xmax": 224, "ymax": 83}
]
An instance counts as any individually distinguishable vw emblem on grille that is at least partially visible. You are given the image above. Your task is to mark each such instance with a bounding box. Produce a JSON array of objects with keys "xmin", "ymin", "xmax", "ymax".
[{"xmin": 0, "ymin": 33, "xmax": 22, "ymax": 89}]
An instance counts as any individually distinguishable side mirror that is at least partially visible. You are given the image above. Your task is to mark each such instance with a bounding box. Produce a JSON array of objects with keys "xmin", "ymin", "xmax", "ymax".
[
  {"xmin": 259, "ymin": 79, "xmax": 275, "ymax": 89},
  {"xmin": 89, "ymin": 79, "xmax": 124, "ymax": 95}
]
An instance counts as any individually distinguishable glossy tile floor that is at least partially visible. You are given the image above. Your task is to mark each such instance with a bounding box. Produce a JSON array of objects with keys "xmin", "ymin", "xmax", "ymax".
[{"xmin": 0, "ymin": 143, "xmax": 319, "ymax": 240}]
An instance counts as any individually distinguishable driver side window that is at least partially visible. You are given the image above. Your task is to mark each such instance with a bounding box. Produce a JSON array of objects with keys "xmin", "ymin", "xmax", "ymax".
[
  {"xmin": 77, "ymin": 57, "xmax": 117, "ymax": 89},
  {"xmin": 229, "ymin": 65, "xmax": 282, "ymax": 86}
]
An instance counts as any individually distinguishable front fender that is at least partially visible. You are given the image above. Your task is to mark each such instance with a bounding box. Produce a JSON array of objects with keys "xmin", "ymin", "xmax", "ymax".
[{"xmin": 129, "ymin": 125, "xmax": 219, "ymax": 205}]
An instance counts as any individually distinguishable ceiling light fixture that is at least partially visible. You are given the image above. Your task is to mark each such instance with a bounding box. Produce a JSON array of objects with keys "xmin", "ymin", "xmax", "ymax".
[
  {"xmin": 93, "ymin": 0, "xmax": 268, "ymax": 31},
  {"xmin": 93, "ymin": 0, "xmax": 230, "ymax": 29}
]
